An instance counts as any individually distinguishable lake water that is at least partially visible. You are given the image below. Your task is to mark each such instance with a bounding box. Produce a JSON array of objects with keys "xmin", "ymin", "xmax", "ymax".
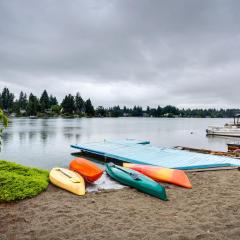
[{"xmin": 0, "ymin": 117, "xmax": 238, "ymax": 169}]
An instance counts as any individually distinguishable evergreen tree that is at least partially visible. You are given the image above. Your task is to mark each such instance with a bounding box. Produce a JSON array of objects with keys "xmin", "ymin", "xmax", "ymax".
[
  {"xmin": 49, "ymin": 95, "xmax": 58, "ymax": 106},
  {"xmin": 132, "ymin": 106, "xmax": 143, "ymax": 117},
  {"xmin": 146, "ymin": 106, "xmax": 150, "ymax": 115},
  {"xmin": 40, "ymin": 90, "xmax": 50, "ymax": 112},
  {"xmin": 27, "ymin": 93, "xmax": 39, "ymax": 116},
  {"xmin": 96, "ymin": 106, "xmax": 106, "ymax": 117},
  {"xmin": 111, "ymin": 106, "xmax": 122, "ymax": 117},
  {"xmin": 149, "ymin": 108, "xmax": 157, "ymax": 117},
  {"xmin": 19, "ymin": 91, "xmax": 28, "ymax": 110},
  {"xmin": 85, "ymin": 99, "xmax": 95, "ymax": 117},
  {"xmin": 162, "ymin": 105, "xmax": 179, "ymax": 116},
  {"xmin": 156, "ymin": 106, "xmax": 162, "ymax": 117},
  {"xmin": 1, "ymin": 88, "xmax": 14, "ymax": 112},
  {"xmin": 75, "ymin": 92, "xmax": 85, "ymax": 113},
  {"xmin": 61, "ymin": 94, "xmax": 75, "ymax": 114},
  {"xmin": 12, "ymin": 100, "xmax": 20, "ymax": 114}
]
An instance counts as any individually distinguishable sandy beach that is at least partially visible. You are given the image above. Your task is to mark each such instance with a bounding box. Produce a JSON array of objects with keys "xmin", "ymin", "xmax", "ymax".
[{"xmin": 0, "ymin": 169, "xmax": 239, "ymax": 240}]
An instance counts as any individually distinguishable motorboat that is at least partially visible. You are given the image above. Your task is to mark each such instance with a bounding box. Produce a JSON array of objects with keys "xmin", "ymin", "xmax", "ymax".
[{"xmin": 206, "ymin": 114, "xmax": 240, "ymax": 137}]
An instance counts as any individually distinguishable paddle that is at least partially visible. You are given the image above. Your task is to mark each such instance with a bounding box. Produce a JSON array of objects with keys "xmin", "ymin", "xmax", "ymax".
[
  {"xmin": 56, "ymin": 168, "xmax": 81, "ymax": 183},
  {"xmin": 108, "ymin": 162, "xmax": 141, "ymax": 180}
]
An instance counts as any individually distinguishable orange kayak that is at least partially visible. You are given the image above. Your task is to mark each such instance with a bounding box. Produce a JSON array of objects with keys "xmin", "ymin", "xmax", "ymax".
[
  {"xmin": 69, "ymin": 158, "xmax": 103, "ymax": 183},
  {"xmin": 123, "ymin": 163, "xmax": 192, "ymax": 188}
]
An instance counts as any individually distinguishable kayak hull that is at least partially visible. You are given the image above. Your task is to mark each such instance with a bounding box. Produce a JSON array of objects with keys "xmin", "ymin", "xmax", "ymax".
[
  {"xmin": 106, "ymin": 163, "xmax": 167, "ymax": 200},
  {"xmin": 69, "ymin": 158, "xmax": 104, "ymax": 182},
  {"xmin": 123, "ymin": 163, "xmax": 192, "ymax": 189},
  {"xmin": 50, "ymin": 167, "xmax": 85, "ymax": 195}
]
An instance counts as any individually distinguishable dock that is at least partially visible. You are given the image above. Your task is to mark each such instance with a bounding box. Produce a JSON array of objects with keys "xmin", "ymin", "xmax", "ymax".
[{"xmin": 71, "ymin": 139, "xmax": 240, "ymax": 170}]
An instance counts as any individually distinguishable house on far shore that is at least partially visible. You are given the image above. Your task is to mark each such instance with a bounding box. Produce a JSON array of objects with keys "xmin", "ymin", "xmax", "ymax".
[
  {"xmin": 143, "ymin": 113, "xmax": 150, "ymax": 117},
  {"xmin": 45, "ymin": 109, "xmax": 52, "ymax": 114},
  {"xmin": 20, "ymin": 109, "xmax": 26, "ymax": 114}
]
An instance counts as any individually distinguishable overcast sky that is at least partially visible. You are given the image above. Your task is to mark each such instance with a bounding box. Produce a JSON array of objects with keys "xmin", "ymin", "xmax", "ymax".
[{"xmin": 0, "ymin": 0, "xmax": 240, "ymax": 108}]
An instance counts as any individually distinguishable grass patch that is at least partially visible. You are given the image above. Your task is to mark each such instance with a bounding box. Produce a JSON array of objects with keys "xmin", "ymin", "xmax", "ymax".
[{"xmin": 0, "ymin": 160, "xmax": 49, "ymax": 202}]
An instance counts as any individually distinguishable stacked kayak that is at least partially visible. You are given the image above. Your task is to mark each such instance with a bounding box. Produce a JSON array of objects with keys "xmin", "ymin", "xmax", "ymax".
[
  {"xmin": 105, "ymin": 163, "xmax": 167, "ymax": 201},
  {"xmin": 49, "ymin": 168, "xmax": 85, "ymax": 195},
  {"xmin": 49, "ymin": 155, "xmax": 190, "ymax": 200},
  {"xmin": 123, "ymin": 163, "xmax": 192, "ymax": 189},
  {"xmin": 50, "ymin": 158, "xmax": 103, "ymax": 195},
  {"xmin": 69, "ymin": 157, "xmax": 103, "ymax": 182}
]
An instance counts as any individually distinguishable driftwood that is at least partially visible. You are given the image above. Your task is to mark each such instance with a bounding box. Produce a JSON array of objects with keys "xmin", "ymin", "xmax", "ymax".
[{"xmin": 175, "ymin": 146, "xmax": 240, "ymax": 158}]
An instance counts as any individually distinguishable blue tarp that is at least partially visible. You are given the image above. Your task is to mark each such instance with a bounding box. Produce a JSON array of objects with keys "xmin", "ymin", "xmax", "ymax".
[{"xmin": 71, "ymin": 139, "xmax": 240, "ymax": 170}]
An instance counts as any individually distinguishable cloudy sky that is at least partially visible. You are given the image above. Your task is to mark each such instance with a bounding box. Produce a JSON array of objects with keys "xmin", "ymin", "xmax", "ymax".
[{"xmin": 0, "ymin": 0, "xmax": 240, "ymax": 108}]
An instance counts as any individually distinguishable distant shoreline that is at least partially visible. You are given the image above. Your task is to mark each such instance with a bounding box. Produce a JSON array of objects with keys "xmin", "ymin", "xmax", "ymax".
[
  {"xmin": 8, "ymin": 115, "xmax": 233, "ymax": 119},
  {"xmin": 1, "ymin": 87, "xmax": 240, "ymax": 119}
]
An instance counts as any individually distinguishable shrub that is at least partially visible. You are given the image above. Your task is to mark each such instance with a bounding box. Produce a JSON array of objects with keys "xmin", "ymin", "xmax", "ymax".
[{"xmin": 0, "ymin": 160, "xmax": 49, "ymax": 202}]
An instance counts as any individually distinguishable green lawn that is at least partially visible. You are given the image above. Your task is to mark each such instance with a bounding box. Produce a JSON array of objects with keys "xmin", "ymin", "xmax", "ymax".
[{"xmin": 0, "ymin": 160, "xmax": 49, "ymax": 202}]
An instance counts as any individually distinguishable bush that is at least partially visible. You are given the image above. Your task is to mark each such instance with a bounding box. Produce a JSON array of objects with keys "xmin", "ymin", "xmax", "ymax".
[{"xmin": 0, "ymin": 160, "xmax": 49, "ymax": 202}]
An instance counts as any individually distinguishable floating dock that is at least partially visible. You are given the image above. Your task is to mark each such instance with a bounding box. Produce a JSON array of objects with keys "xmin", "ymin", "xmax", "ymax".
[{"xmin": 71, "ymin": 139, "xmax": 240, "ymax": 170}]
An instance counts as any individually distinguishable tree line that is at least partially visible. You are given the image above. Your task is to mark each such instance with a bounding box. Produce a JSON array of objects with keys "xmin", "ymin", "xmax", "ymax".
[
  {"xmin": 0, "ymin": 87, "xmax": 94, "ymax": 117},
  {"xmin": 0, "ymin": 87, "xmax": 239, "ymax": 118}
]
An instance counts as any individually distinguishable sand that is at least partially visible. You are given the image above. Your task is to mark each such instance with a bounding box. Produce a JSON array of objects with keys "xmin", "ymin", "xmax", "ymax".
[{"xmin": 0, "ymin": 170, "xmax": 240, "ymax": 240}]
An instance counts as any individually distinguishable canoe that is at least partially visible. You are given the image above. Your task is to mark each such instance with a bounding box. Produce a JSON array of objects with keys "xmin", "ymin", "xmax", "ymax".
[
  {"xmin": 105, "ymin": 163, "xmax": 167, "ymax": 200},
  {"xmin": 123, "ymin": 163, "xmax": 192, "ymax": 189},
  {"xmin": 49, "ymin": 168, "xmax": 85, "ymax": 195},
  {"xmin": 69, "ymin": 158, "xmax": 104, "ymax": 182}
]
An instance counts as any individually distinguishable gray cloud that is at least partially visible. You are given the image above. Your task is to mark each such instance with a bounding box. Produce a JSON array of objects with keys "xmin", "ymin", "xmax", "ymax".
[{"xmin": 0, "ymin": 0, "xmax": 240, "ymax": 108}]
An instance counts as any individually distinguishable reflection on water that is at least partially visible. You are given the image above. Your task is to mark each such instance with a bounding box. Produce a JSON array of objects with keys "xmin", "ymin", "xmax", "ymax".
[
  {"xmin": 2, "ymin": 132, "xmax": 13, "ymax": 143},
  {"xmin": 19, "ymin": 131, "xmax": 27, "ymax": 143},
  {"xmin": 0, "ymin": 117, "xmax": 239, "ymax": 169}
]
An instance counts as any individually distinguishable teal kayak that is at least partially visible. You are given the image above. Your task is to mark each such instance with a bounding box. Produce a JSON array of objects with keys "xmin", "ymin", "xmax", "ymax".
[{"xmin": 105, "ymin": 163, "xmax": 167, "ymax": 200}]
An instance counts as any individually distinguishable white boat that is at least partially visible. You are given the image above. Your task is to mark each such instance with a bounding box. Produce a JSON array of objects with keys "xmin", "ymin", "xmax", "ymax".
[
  {"xmin": 206, "ymin": 114, "xmax": 240, "ymax": 137},
  {"xmin": 29, "ymin": 115, "xmax": 37, "ymax": 119}
]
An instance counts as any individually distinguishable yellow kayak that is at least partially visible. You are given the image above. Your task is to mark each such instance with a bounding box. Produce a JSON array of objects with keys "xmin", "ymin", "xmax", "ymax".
[{"xmin": 49, "ymin": 167, "xmax": 85, "ymax": 195}]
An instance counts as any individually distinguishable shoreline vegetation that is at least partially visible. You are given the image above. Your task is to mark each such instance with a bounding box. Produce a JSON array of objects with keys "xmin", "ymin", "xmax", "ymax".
[
  {"xmin": 0, "ymin": 160, "xmax": 49, "ymax": 202},
  {"xmin": 1, "ymin": 87, "xmax": 240, "ymax": 119}
]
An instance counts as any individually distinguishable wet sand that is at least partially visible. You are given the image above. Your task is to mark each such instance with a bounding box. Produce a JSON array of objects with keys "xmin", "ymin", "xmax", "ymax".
[{"xmin": 0, "ymin": 170, "xmax": 240, "ymax": 240}]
